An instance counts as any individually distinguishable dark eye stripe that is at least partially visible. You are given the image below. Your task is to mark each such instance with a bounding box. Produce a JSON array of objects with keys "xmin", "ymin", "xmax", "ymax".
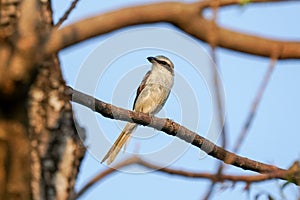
[
  {"xmin": 157, "ymin": 60, "xmax": 169, "ymax": 66},
  {"xmin": 157, "ymin": 60, "xmax": 173, "ymax": 74}
]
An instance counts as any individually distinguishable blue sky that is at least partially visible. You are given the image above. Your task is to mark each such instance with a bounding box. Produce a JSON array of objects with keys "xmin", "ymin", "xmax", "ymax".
[{"xmin": 52, "ymin": 1, "xmax": 300, "ymax": 199}]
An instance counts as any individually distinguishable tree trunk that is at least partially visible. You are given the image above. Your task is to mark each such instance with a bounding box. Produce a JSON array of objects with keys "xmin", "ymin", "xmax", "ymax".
[{"xmin": 0, "ymin": 1, "xmax": 86, "ymax": 199}]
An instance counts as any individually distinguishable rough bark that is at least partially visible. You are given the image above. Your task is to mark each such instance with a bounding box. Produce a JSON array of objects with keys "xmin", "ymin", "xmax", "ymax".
[{"xmin": 0, "ymin": 1, "xmax": 85, "ymax": 199}]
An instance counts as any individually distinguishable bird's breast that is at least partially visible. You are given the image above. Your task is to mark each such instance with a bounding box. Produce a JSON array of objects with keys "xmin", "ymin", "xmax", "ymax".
[
  {"xmin": 145, "ymin": 68, "xmax": 174, "ymax": 90},
  {"xmin": 133, "ymin": 67, "xmax": 174, "ymax": 114}
]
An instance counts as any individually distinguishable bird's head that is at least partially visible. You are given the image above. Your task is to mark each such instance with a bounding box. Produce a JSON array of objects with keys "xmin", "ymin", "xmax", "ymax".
[{"xmin": 147, "ymin": 55, "xmax": 174, "ymax": 74}]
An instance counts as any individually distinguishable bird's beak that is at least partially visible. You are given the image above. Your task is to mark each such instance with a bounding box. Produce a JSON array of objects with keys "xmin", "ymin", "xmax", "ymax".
[{"xmin": 147, "ymin": 57, "xmax": 156, "ymax": 63}]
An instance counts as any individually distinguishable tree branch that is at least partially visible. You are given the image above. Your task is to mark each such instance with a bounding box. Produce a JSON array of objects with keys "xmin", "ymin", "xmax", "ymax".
[
  {"xmin": 65, "ymin": 86, "xmax": 299, "ymax": 185},
  {"xmin": 202, "ymin": 0, "xmax": 295, "ymax": 7},
  {"xmin": 54, "ymin": 0, "xmax": 81, "ymax": 28},
  {"xmin": 44, "ymin": 1, "xmax": 300, "ymax": 59},
  {"xmin": 233, "ymin": 57, "xmax": 277, "ymax": 153},
  {"xmin": 74, "ymin": 156, "xmax": 296, "ymax": 199}
]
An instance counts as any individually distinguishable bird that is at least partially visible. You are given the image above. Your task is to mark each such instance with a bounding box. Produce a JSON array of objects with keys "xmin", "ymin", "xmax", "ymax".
[{"xmin": 101, "ymin": 55, "xmax": 175, "ymax": 164}]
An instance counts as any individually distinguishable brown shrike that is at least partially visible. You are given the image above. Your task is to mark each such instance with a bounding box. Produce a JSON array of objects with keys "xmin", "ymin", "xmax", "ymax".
[{"xmin": 101, "ymin": 55, "xmax": 175, "ymax": 164}]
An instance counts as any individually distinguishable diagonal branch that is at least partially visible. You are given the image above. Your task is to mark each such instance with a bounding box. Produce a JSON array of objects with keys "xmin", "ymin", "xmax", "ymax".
[
  {"xmin": 65, "ymin": 86, "xmax": 299, "ymax": 185},
  {"xmin": 44, "ymin": 1, "xmax": 300, "ymax": 59},
  {"xmin": 233, "ymin": 56, "xmax": 277, "ymax": 153},
  {"xmin": 74, "ymin": 156, "xmax": 297, "ymax": 199},
  {"xmin": 54, "ymin": 0, "xmax": 81, "ymax": 28}
]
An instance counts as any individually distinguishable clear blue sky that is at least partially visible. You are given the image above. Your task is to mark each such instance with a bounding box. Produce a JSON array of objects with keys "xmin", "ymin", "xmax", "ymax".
[{"xmin": 52, "ymin": 1, "xmax": 300, "ymax": 199}]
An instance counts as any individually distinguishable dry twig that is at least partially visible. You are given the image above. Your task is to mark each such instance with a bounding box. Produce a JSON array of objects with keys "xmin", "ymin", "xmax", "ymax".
[{"xmin": 75, "ymin": 156, "xmax": 296, "ymax": 199}]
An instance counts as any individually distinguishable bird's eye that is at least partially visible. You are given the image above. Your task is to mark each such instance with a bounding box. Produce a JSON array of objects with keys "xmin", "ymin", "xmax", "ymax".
[{"xmin": 159, "ymin": 60, "xmax": 168, "ymax": 65}]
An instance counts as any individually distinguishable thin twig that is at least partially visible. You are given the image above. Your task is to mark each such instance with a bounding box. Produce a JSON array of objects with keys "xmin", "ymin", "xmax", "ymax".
[
  {"xmin": 206, "ymin": 46, "xmax": 278, "ymax": 199},
  {"xmin": 203, "ymin": 3, "xmax": 227, "ymax": 199},
  {"xmin": 233, "ymin": 57, "xmax": 277, "ymax": 152},
  {"xmin": 74, "ymin": 156, "xmax": 292, "ymax": 199},
  {"xmin": 74, "ymin": 157, "xmax": 138, "ymax": 199},
  {"xmin": 54, "ymin": 0, "xmax": 81, "ymax": 28}
]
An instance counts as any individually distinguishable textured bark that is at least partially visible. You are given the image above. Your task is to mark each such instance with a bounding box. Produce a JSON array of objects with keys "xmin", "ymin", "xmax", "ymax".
[
  {"xmin": 28, "ymin": 56, "xmax": 86, "ymax": 200},
  {"xmin": 0, "ymin": 120, "xmax": 31, "ymax": 200},
  {"xmin": 0, "ymin": 1, "xmax": 86, "ymax": 199},
  {"xmin": 0, "ymin": 1, "xmax": 32, "ymax": 199}
]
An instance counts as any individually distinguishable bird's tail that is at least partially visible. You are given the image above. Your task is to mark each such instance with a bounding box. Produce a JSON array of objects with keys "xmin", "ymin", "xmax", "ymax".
[{"xmin": 101, "ymin": 123, "xmax": 137, "ymax": 164}]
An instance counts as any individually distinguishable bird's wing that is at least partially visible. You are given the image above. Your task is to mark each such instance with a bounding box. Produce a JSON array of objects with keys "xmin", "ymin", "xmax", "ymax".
[{"xmin": 132, "ymin": 70, "xmax": 151, "ymax": 110}]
